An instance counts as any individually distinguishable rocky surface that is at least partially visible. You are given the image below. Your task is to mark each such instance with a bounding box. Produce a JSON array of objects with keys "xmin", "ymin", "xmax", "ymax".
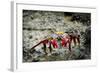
[{"xmin": 23, "ymin": 10, "xmax": 91, "ymax": 62}]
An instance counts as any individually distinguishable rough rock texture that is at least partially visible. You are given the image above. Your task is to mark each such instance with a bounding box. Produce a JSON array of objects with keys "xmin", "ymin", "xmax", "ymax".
[{"xmin": 23, "ymin": 10, "xmax": 91, "ymax": 62}]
